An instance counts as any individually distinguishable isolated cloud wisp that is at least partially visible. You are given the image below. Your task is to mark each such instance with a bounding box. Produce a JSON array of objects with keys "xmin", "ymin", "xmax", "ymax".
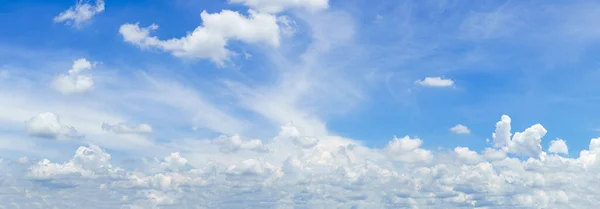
[
  {"xmin": 54, "ymin": 0, "xmax": 105, "ymax": 28},
  {"xmin": 415, "ymin": 76, "xmax": 455, "ymax": 87},
  {"xmin": 101, "ymin": 123, "xmax": 153, "ymax": 134}
]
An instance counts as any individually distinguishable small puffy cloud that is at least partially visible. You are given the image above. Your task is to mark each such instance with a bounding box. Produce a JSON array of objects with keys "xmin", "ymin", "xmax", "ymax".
[
  {"xmin": 119, "ymin": 10, "xmax": 280, "ymax": 65},
  {"xmin": 159, "ymin": 152, "xmax": 188, "ymax": 172},
  {"xmin": 18, "ymin": 156, "xmax": 29, "ymax": 164},
  {"xmin": 589, "ymin": 137, "xmax": 600, "ymax": 151},
  {"xmin": 25, "ymin": 112, "xmax": 81, "ymax": 140},
  {"xmin": 54, "ymin": 0, "xmax": 105, "ymax": 28},
  {"xmin": 226, "ymin": 159, "xmax": 273, "ymax": 176},
  {"xmin": 492, "ymin": 114, "xmax": 512, "ymax": 148},
  {"xmin": 101, "ymin": 123, "xmax": 153, "ymax": 134},
  {"xmin": 228, "ymin": 0, "xmax": 328, "ymax": 13},
  {"xmin": 454, "ymin": 147, "xmax": 482, "ymax": 164},
  {"xmin": 52, "ymin": 58, "xmax": 95, "ymax": 94},
  {"xmin": 415, "ymin": 76, "xmax": 454, "ymax": 87},
  {"xmin": 385, "ymin": 135, "xmax": 433, "ymax": 163},
  {"xmin": 548, "ymin": 139, "xmax": 568, "ymax": 155},
  {"xmin": 275, "ymin": 124, "xmax": 319, "ymax": 148},
  {"xmin": 450, "ymin": 124, "xmax": 471, "ymax": 134},
  {"xmin": 509, "ymin": 124, "xmax": 547, "ymax": 157}
]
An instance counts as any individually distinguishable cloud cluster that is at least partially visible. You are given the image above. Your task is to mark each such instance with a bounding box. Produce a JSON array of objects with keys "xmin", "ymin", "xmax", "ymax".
[
  {"xmin": 52, "ymin": 58, "xmax": 95, "ymax": 95},
  {"xmin": 5, "ymin": 115, "xmax": 599, "ymax": 208},
  {"xmin": 54, "ymin": 0, "xmax": 105, "ymax": 28}
]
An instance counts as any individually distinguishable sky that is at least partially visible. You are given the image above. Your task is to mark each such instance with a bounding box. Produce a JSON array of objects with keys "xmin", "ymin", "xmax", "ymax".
[{"xmin": 2, "ymin": 0, "xmax": 600, "ymax": 208}]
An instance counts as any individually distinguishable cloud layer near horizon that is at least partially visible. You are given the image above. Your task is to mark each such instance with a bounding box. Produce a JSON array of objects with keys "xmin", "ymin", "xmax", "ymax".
[{"xmin": 1, "ymin": 115, "xmax": 598, "ymax": 208}]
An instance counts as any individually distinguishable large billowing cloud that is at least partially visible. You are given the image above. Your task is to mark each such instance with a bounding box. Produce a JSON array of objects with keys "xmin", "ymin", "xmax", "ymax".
[
  {"xmin": 4, "ymin": 115, "xmax": 598, "ymax": 208},
  {"xmin": 119, "ymin": 10, "xmax": 280, "ymax": 65}
]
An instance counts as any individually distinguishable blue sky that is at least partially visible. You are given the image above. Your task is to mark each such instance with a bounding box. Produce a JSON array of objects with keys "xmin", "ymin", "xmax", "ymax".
[
  {"xmin": 4, "ymin": 0, "xmax": 595, "ymax": 153},
  {"xmin": 2, "ymin": 0, "xmax": 600, "ymax": 208}
]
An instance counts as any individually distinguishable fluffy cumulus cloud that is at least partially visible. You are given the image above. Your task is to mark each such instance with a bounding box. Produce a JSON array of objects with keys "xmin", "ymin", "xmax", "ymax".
[
  {"xmin": 52, "ymin": 58, "xmax": 95, "ymax": 94},
  {"xmin": 450, "ymin": 124, "xmax": 471, "ymax": 134},
  {"xmin": 415, "ymin": 76, "xmax": 455, "ymax": 87},
  {"xmin": 0, "ymin": 116, "xmax": 600, "ymax": 208},
  {"xmin": 27, "ymin": 144, "xmax": 117, "ymax": 179},
  {"xmin": 25, "ymin": 112, "xmax": 81, "ymax": 140},
  {"xmin": 54, "ymin": 0, "xmax": 105, "ymax": 28},
  {"xmin": 119, "ymin": 10, "xmax": 280, "ymax": 65},
  {"xmin": 549, "ymin": 139, "xmax": 569, "ymax": 155},
  {"xmin": 385, "ymin": 135, "xmax": 433, "ymax": 163},
  {"xmin": 101, "ymin": 123, "xmax": 153, "ymax": 134},
  {"xmin": 228, "ymin": 0, "xmax": 329, "ymax": 13},
  {"xmin": 5, "ymin": 114, "xmax": 600, "ymax": 208}
]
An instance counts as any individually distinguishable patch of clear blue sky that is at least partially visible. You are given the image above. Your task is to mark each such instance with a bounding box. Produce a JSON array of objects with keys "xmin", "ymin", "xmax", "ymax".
[{"xmin": 2, "ymin": 0, "xmax": 600, "ymax": 157}]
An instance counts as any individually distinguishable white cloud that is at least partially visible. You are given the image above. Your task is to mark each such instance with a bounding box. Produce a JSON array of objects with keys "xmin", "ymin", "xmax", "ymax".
[
  {"xmin": 454, "ymin": 146, "xmax": 482, "ymax": 164},
  {"xmin": 489, "ymin": 115, "xmax": 547, "ymax": 158},
  {"xmin": 213, "ymin": 134, "xmax": 269, "ymax": 153},
  {"xmin": 509, "ymin": 124, "xmax": 547, "ymax": 158},
  {"xmin": 52, "ymin": 58, "xmax": 95, "ymax": 94},
  {"xmin": 159, "ymin": 152, "xmax": 188, "ymax": 172},
  {"xmin": 548, "ymin": 139, "xmax": 568, "ymax": 155},
  {"xmin": 54, "ymin": 0, "xmax": 105, "ymax": 28},
  {"xmin": 119, "ymin": 10, "xmax": 280, "ymax": 65},
  {"xmin": 589, "ymin": 137, "xmax": 600, "ymax": 151},
  {"xmin": 27, "ymin": 144, "xmax": 117, "ymax": 179},
  {"xmin": 415, "ymin": 76, "xmax": 455, "ymax": 87},
  {"xmin": 228, "ymin": 0, "xmax": 328, "ymax": 13},
  {"xmin": 492, "ymin": 114, "xmax": 512, "ymax": 148},
  {"xmin": 226, "ymin": 159, "xmax": 274, "ymax": 176},
  {"xmin": 7, "ymin": 114, "xmax": 600, "ymax": 208},
  {"xmin": 275, "ymin": 124, "xmax": 319, "ymax": 148},
  {"xmin": 385, "ymin": 135, "xmax": 433, "ymax": 164},
  {"xmin": 450, "ymin": 124, "xmax": 471, "ymax": 134},
  {"xmin": 25, "ymin": 112, "xmax": 81, "ymax": 140},
  {"xmin": 101, "ymin": 123, "xmax": 153, "ymax": 134}
]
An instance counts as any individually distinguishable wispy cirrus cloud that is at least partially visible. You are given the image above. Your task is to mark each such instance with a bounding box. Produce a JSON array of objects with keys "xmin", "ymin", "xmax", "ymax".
[{"xmin": 54, "ymin": 0, "xmax": 105, "ymax": 28}]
